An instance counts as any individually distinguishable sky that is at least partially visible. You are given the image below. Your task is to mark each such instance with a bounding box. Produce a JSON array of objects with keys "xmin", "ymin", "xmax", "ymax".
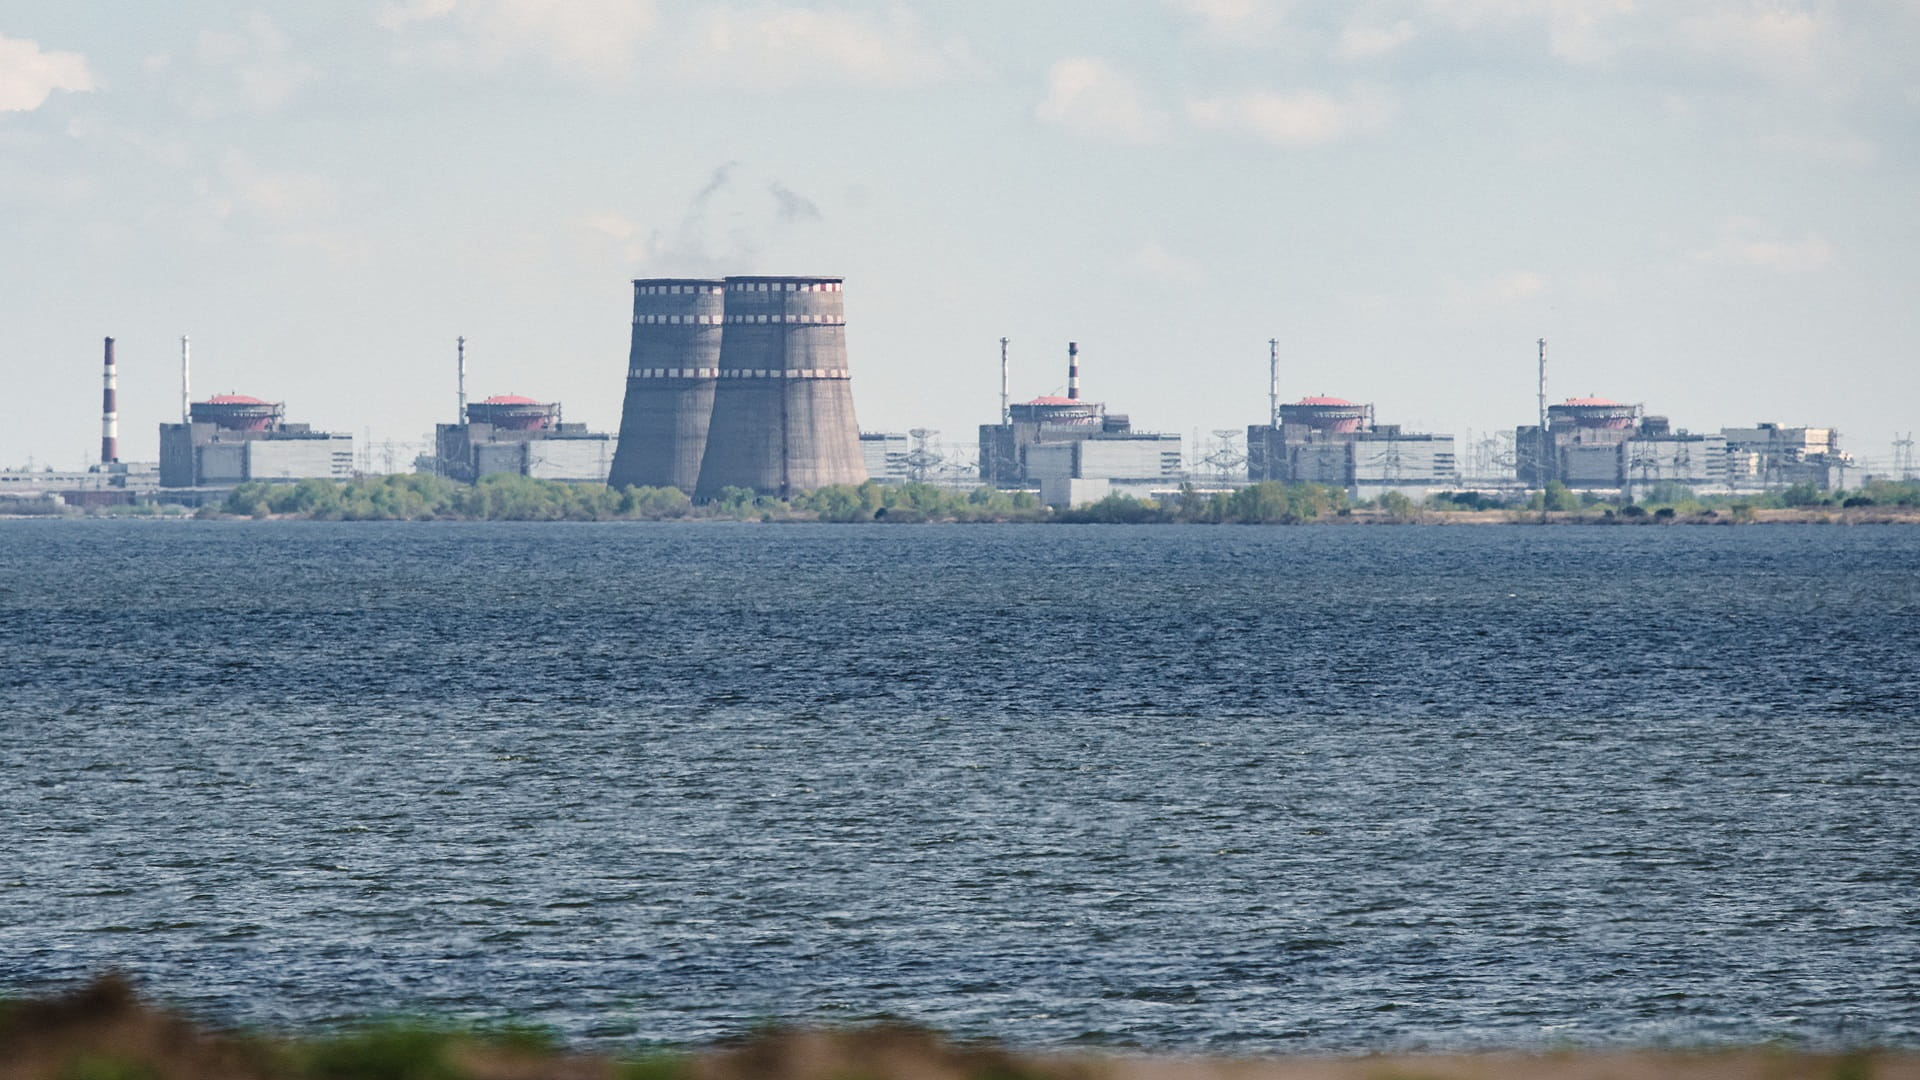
[{"xmin": 3, "ymin": 0, "xmax": 1918, "ymax": 474}]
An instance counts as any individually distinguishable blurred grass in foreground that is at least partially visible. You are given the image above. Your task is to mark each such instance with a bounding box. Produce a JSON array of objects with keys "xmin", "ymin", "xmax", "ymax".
[{"xmin": 1, "ymin": 976, "xmax": 1912, "ymax": 1080}]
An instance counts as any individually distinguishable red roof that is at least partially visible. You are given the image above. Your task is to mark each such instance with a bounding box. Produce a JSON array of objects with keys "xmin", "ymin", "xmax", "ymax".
[
  {"xmin": 1562, "ymin": 397, "xmax": 1622, "ymax": 406},
  {"xmin": 479, "ymin": 394, "xmax": 543, "ymax": 405},
  {"xmin": 205, "ymin": 394, "xmax": 270, "ymax": 405},
  {"xmin": 1295, "ymin": 396, "xmax": 1356, "ymax": 406}
]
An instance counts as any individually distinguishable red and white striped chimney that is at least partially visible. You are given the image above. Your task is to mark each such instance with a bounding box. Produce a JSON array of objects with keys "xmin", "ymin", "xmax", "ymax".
[
  {"xmin": 1067, "ymin": 341, "xmax": 1080, "ymax": 401},
  {"xmin": 101, "ymin": 336, "xmax": 118, "ymax": 465}
]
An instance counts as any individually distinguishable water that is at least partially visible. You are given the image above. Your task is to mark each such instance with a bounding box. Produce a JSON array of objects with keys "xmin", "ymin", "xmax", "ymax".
[{"xmin": 2, "ymin": 521, "xmax": 1916, "ymax": 1051}]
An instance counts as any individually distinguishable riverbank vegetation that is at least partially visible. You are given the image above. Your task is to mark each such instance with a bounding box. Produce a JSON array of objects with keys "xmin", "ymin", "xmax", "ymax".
[
  {"xmin": 1, "ymin": 977, "xmax": 1907, "ymax": 1080},
  {"xmin": 9, "ymin": 475, "xmax": 1920, "ymax": 524}
]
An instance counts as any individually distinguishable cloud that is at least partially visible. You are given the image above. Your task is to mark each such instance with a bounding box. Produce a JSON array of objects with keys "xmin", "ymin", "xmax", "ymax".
[
  {"xmin": 1337, "ymin": 19, "xmax": 1417, "ymax": 60},
  {"xmin": 1697, "ymin": 217, "xmax": 1834, "ymax": 273},
  {"xmin": 1035, "ymin": 58, "xmax": 1168, "ymax": 144},
  {"xmin": 219, "ymin": 149, "xmax": 339, "ymax": 221},
  {"xmin": 1442, "ymin": 270, "xmax": 1547, "ymax": 311},
  {"xmin": 677, "ymin": 5, "xmax": 967, "ymax": 89},
  {"xmin": 1674, "ymin": 6, "xmax": 1839, "ymax": 89},
  {"xmin": 1423, "ymin": 0, "xmax": 1634, "ymax": 66},
  {"xmin": 1187, "ymin": 87, "xmax": 1395, "ymax": 146},
  {"xmin": 381, "ymin": 0, "xmax": 658, "ymax": 81},
  {"xmin": 0, "ymin": 34, "xmax": 94, "ymax": 112},
  {"xmin": 1757, "ymin": 131, "xmax": 1877, "ymax": 167},
  {"xmin": 377, "ymin": 0, "xmax": 458, "ymax": 30},
  {"xmin": 1125, "ymin": 242, "xmax": 1203, "ymax": 283},
  {"xmin": 194, "ymin": 14, "xmax": 315, "ymax": 112},
  {"xmin": 1163, "ymin": 0, "xmax": 1289, "ymax": 43}
]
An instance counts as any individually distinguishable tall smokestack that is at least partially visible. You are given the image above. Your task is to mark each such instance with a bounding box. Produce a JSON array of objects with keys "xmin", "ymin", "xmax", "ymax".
[
  {"xmin": 1067, "ymin": 341, "xmax": 1080, "ymax": 401},
  {"xmin": 1537, "ymin": 338, "xmax": 1548, "ymax": 437},
  {"xmin": 999, "ymin": 337, "xmax": 1010, "ymax": 424},
  {"xmin": 101, "ymin": 336, "xmax": 118, "ymax": 465},
  {"xmin": 457, "ymin": 336, "xmax": 468, "ymax": 423},
  {"xmin": 180, "ymin": 335, "xmax": 190, "ymax": 423},
  {"xmin": 1268, "ymin": 337, "xmax": 1279, "ymax": 428}
]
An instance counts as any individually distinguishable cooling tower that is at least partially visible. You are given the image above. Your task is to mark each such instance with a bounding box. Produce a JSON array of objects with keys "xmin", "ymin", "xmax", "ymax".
[
  {"xmin": 695, "ymin": 275, "xmax": 866, "ymax": 499},
  {"xmin": 608, "ymin": 278, "xmax": 724, "ymax": 492}
]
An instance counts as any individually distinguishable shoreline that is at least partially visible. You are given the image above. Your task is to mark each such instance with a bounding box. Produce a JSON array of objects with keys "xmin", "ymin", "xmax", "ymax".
[
  {"xmin": 7, "ymin": 507, "xmax": 1920, "ymax": 525},
  {"xmin": 4, "ymin": 475, "xmax": 1919, "ymax": 525}
]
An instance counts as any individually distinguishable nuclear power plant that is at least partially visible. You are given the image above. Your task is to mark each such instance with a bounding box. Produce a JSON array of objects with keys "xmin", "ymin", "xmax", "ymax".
[
  {"xmin": 978, "ymin": 340, "xmax": 1184, "ymax": 506},
  {"xmin": 608, "ymin": 274, "xmax": 866, "ymax": 500},
  {"xmin": 21, "ymin": 319, "xmax": 1899, "ymax": 510},
  {"xmin": 159, "ymin": 393, "xmax": 354, "ymax": 487}
]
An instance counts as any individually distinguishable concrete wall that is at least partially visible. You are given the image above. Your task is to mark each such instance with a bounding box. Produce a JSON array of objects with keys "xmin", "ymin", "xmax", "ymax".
[
  {"xmin": 247, "ymin": 437, "xmax": 353, "ymax": 481},
  {"xmin": 1024, "ymin": 443, "xmax": 1076, "ymax": 481},
  {"xmin": 1353, "ymin": 435, "xmax": 1456, "ymax": 485},
  {"xmin": 1041, "ymin": 476, "xmax": 1109, "ymax": 508},
  {"xmin": 1561, "ymin": 443, "xmax": 1624, "ymax": 487},
  {"xmin": 474, "ymin": 442, "xmax": 525, "ymax": 479},
  {"xmin": 1287, "ymin": 443, "xmax": 1350, "ymax": 486},
  {"xmin": 197, "ymin": 443, "xmax": 247, "ymax": 484},
  {"xmin": 1079, "ymin": 436, "xmax": 1182, "ymax": 480},
  {"xmin": 158, "ymin": 424, "xmax": 195, "ymax": 487},
  {"xmin": 527, "ymin": 437, "xmax": 613, "ymax": 482},
  {"xmin": 1625, "ymin": 434, "xmax": 1726, "ymax": 489}
]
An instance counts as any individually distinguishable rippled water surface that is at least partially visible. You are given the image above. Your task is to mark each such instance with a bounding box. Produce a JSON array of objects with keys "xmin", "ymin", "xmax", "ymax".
[{"xmin": 2, "ymin": 521, "xmax": 1917, "ymax": 1051}]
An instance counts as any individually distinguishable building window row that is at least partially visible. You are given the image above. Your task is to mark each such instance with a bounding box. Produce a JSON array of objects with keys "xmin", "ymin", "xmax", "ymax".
[
  {"xmin": 725, "ymin": 281, "xmax": 841, "ymax": 293},
  {"xmin": 627, "ymin": 367, "xmax": 721, "ymax": 379},
  {"xmin": 720, "ymin": 314, "xmax": 844, "ymax": 325}
]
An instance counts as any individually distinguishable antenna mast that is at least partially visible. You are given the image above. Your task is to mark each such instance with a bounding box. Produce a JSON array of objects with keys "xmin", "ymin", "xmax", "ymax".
[
  {"xmin": 457, "ymin": 336, "xmax": 468, "ymax": 423},
  {"xmin": 180, "ymin": 335, "xmax": 191, "ymax": 423}
]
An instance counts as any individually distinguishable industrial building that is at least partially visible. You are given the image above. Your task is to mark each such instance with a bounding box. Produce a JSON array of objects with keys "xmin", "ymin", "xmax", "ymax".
[
  {"xmin": 691, "ymin": 275, "xmax": 867, "ymax": 499},
  {"xmin": 978, "ymin": 342, "xmax": 1185, "ymax": 505},
  {"xmin": 159, "ymin": 395, "xmax": 353, "ymax": 488},
  {"xmin": 859, "ymin": 432, "xmax": 910, "ymax": 483},
  {"xmin": 608, "ymin": 278, "xmax": 723, "ymax": 492},
  {"xmin": 1721, "ymin": 423, "xmax": 1851, "ymax": 491},
  {"xmin": 434, "ymin": 394, "xmax": 613, "ymax": 483},
  {"xmin": 1517, "ymin": 398, "xmax": 1725, "ymax": 492},
  {"xmin": 1246, "ymin": 397, "xmax": 1457, "ymax": 497}
]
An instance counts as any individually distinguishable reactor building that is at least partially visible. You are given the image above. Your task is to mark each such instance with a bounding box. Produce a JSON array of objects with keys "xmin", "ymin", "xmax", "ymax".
[
  {"xmin": 1720, "ymin": 422, "xmax": 1851, "ymax": 491},
  {"xmin": 978, "ymin": 342, "xmax": 1184, "ymax": 505},
  {"xmin": 434, "ymin": 394, "xmax": 614, "ymax": 483},
  {"xmin": 607, "ymin": 275, "xmax": 867, "ymax": 499},
  {"xmin": 159, "ymin": 395, "xmax": 354, "ymax": 487},
  {"xmin": 1246, "ymin": 396, "xmax": 1457, "ymax": 497},
  {"xmin": 1517, "ymin": 398, "xmax": 1727, "ymax": 492}
]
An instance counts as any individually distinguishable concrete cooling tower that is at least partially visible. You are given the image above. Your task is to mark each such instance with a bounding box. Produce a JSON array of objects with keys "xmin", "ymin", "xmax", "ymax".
[
  {"xmin": 607, "ymin": 278, "xmax": 724, "ymax": 492},
  {"xmin": 694, "ymin": 275, "xmax": 866, "ymax": 499}
]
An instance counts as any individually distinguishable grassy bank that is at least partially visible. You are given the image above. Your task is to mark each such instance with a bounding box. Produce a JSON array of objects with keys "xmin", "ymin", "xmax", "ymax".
[{"xmin": 2, "ymin": 977, "xmax": 1912, "ymax": 1080}]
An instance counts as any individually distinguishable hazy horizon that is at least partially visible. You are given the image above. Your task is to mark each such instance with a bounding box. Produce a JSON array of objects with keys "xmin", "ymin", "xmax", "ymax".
[{"xmin": 4, "ymin": 1, "xmax": 1917, "ymax": 472}]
